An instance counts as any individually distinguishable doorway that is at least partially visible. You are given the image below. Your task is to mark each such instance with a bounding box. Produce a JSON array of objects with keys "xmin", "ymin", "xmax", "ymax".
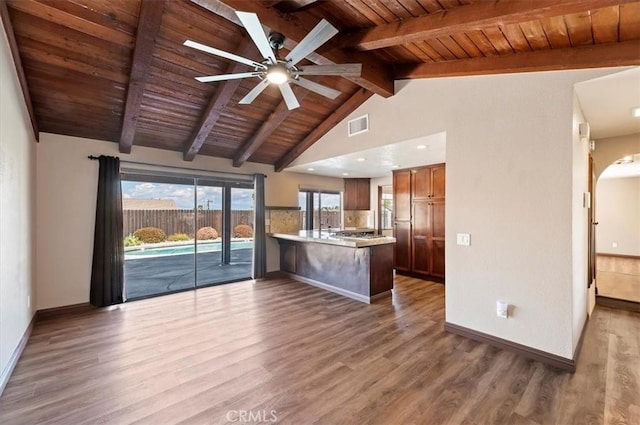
[
  {"xmin": 121, "ymin": 173, "xmax": 254, "ymax": 300},
  {"xmin": 378, "ymin": 185, "xmax": 393, "ymax": 236},
  {"xmin": 594, "ymin": 153, "xmax": 640, "ymax": 306}
]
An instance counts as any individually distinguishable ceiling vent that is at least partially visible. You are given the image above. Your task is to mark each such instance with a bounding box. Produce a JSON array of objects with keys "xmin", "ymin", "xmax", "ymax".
[{"xmin": 348, "ymin": 114, "xmax": 369, "ymax": 137}]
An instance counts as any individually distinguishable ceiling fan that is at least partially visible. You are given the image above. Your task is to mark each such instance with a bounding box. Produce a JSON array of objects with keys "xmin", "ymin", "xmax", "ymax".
[{"xmin": 183, "ymin": 11, "xmax": 362, "ymax": 110}]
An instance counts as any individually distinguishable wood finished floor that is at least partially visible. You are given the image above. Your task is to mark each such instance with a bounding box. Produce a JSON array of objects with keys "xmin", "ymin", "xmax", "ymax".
[
  {"xmin": 597, "ymin": 271, "xmax": 640, "ymax": 303},
  {"xmin": 597, "ymin": 256, "xmax": 640, "ymax": 303},
  {"xmin": 1, "ymin": 275, "xmax": 639, "ymax": 425}
]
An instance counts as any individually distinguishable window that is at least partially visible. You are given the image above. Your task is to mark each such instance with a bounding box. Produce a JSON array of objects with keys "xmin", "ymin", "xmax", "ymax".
[
  {"xmin": 298, "ymin": 189, "xmax": 342, "ymax": 230},
  {"xmin": 380, "ymin": 185, "xmax": 393, "ymax": 230}
]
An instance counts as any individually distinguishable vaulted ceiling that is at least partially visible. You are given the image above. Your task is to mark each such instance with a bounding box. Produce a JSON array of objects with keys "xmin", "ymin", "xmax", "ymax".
[{"xmin": 2, "ymin": 0, "xmax": 639, "ymax": 171}]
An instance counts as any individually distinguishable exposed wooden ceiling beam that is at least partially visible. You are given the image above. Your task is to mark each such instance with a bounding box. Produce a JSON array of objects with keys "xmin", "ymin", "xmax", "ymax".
[
  {"xmin": 1, "ymin": 1, "xmax": 39, "ymax": 141},
  {"xmin": 190, "ymin": 0, "xmax": 394, "ymax": 98},
  {"xmin": 119, "ymin": 0, "xmax": 165, "ymax": 154},
  {"xmin": 395, "ymin": 40, "xmax": 640, "ymax": 79},
  {"xmin": 232, "ymin": 89, "xmax": 310, "ymax": 167},
  {"xmin": 276, "ymin": 0, "xmax": 320, "ymax": 13},
  {"xmin": 184, "ymin": 39, "xmax": 256, "ymax": 161},
  {"xmin": 340, "ymin": 0, "xmax": 638, "ymax": 51},
  {"xmin": 275, "ymin": 88, "xmax": 373, "ymax": 172}
]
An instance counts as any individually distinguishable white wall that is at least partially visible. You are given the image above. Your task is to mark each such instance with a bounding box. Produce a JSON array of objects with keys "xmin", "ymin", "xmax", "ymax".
[
  {"xmin": 0, "ymin": 19, "xmax": 37, "ymax": 383},
  {"xmin": 571, "ymin": 93, "xmax": 589, "ymax": 349},
  {"xmin": 36, "ymin": 133, "xmax": 343, "ymax": 309},
  {"xmin": 596, "ymin": 176, "xmax": 640, "ymax": 256},
  {"xmin": 295, "ymin": 68, "xmax": 621, "ymax": 359}
]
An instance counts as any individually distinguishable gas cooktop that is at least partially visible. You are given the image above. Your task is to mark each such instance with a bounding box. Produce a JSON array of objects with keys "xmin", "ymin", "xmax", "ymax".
[{"xmin": 332, "ymin": 231, "xmax": 384, "ymax": 239}]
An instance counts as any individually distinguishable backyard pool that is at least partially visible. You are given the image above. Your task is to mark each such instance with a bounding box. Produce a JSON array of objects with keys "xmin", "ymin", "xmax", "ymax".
[{"xmin": 125, "ymin": 240, "xmax": 253, "ymax": 259}]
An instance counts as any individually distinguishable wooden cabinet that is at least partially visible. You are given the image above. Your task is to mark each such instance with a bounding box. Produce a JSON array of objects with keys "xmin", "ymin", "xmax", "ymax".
[
  {"xmin": 393, "ymin": 171, "xmax": 411, "ymax": 220},
  {"xmin": 393, "ymin": 170, "xmax": 412, "ymax": 272},
  {"xmin": 393, "ymin": 164, "xmax": 446, "ymax": 279},
  {"xmin": 429, "ymin": 198, "xmax": 446, "ymax": 278},
  {"xmin": 412, "ymin": 164, "xmax": 445, "ymax": 200},
  {"xmin": 394, "ymin": 221, "xmax": 412, "ymax": 272},
  {"xmin": 344, "ymin": 178, "xmax": 370, "ymax": 210}
]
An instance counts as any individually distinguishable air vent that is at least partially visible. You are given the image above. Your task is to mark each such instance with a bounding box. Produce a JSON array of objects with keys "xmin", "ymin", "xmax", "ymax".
[{"xmin": 348, "ymin": 114, "xmax": 369, "ymax": 137}]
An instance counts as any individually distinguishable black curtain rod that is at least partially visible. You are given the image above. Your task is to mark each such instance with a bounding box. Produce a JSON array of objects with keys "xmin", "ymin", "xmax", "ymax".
[{"xmin": 87, "ymin": 155, "xmax": 266, "ymax": 178}]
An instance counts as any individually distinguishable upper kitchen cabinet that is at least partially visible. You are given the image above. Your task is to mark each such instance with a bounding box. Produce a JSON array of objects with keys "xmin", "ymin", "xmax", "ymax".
[
  {"xmin": 393, "ymin": 171, "xmax": 411, "ymax": 221},
  {"xmin": 344, "ymin": 178, "xmax": 371, "ymax": 210},
  {"xmin": 411, "ymin": 165, "xmax": 445, "ymax": 200}
]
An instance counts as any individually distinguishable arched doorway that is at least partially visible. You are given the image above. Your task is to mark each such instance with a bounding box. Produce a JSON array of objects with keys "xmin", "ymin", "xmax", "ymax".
[{"xmin": 594, "ymin": 153, "xmax": 640, "ymax": 308}]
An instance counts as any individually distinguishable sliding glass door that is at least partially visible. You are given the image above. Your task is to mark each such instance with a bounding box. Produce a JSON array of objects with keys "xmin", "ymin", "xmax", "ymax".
[
  {"xmin": 194, "ymin": 180, "xmax": 223, "ymax": 288},
  {"xmin": 195, "ymin": 180, "xmax": 254, "ymax": 287},
  {"xmin": 122, "ymin": 173, "xmax": 253, "ymax": 300},
  {"xmin": 122, "ymin": 175, "xmax": 197, "ymax": 299}
]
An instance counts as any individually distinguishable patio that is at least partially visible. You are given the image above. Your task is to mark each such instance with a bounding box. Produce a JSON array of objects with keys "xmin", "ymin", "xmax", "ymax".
[{"xmin": 124, "ymin": 248, "xmax": 252, "ymax": 299}]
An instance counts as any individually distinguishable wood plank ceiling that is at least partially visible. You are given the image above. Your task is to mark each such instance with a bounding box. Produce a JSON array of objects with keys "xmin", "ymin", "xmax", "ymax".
[{"xmin": 2, "ymin": 0, "xmax": 639, "ymax": 171}]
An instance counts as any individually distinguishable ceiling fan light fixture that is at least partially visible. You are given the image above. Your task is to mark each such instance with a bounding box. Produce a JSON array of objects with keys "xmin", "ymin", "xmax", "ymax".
[
  {"xmin": 266, "ymin": 64, "xmax": 289, "ymax": 85},
  {"xmin": 186, "ymin": 12, "xmax": 360, "ymax": 108}
]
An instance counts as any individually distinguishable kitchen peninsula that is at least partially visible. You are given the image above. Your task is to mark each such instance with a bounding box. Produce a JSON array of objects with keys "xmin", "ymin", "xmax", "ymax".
[{"xmin": 271, "ymin": 231, "xmax": 396, "ymax": 303}]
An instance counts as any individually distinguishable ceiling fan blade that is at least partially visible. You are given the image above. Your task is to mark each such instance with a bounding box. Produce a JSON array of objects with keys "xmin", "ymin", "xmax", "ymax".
[
  {"xmin": 236, "ymin": 11, "xmax": 277, "ymax": 64},
  {"xmin": 184, "ymin": 40, "xmax": 264, "ymax": 69},
  {"xmin": 239, "ymin": 79, "xmax": 271, "ymax": 105},
  {"xmin": 195, "ymin": 72, "xmax": 259, "ymax": 83},
  {"xmin": 279, "ymin": 83, "xmax": 300, "ymax": 110},
  {"xmin": 296, "ymin": 64, "xmax": 362, "ymax": 77},
  {"xmin": 285, "ymin": 19, "xmax": 338, "ymax": 67},
  {"xmin": 291, "ymin": 78, "xmax": 341, "ymax": 100}
]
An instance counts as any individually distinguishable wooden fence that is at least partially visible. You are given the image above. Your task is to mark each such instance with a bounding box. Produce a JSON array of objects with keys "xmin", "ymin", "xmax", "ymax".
[
  {"xmin": 124, "ymin": 209, "xmax": 343, "ymax": 237},
  {"xmin": 123, "ymin": 209, "xmax": 254, "ymax": 237}
]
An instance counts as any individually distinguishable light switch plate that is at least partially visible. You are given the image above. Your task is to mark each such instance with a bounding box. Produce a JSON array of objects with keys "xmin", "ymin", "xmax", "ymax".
[
  {"xmin": 583, "ymin": 192, "xmax": 591, "ymax": 209},
  {"xmin": 497, "ymin": 300, "xmax": 509, "ymax": 319},
  {"xmin": 457, "ymin": 233, "xmax": 470, "ymax": 246}
]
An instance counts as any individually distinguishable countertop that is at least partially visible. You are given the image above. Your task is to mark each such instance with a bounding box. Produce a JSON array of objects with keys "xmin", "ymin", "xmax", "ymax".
[{"xmin": 269, "ymin": 230, "xmax": 396, "ymax": 248}]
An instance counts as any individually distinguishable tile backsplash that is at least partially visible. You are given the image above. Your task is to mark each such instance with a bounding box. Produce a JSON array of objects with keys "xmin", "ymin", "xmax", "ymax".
[
  {"xmin": 343, "ymin": 210, "xmax": 374, "ymax": 228},
  {"xmin": 266, "ymin": 207, "xmax": 301, "ymax": 233}
]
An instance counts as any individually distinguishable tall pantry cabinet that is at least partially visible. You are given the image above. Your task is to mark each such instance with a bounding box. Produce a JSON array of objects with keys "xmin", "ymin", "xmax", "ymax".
[{"xmin": 393, "ymin": 164, "xmax": 445, "ymax": 279}]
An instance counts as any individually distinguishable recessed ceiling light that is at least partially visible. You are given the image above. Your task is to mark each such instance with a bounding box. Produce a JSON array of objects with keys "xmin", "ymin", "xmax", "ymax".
[
  {"xmin": 614, "ymin": 155, "xmax": 634, "ymax": 164},
  {"xmin": 356, "ymin": 158, "xmax": 366, "ymax": 162},
  {"xmin": 632, "ymin": 107, "xmax": 640, "ymax": 118},
  {"xmin": 417, "ymin": 144, "xmax": 427, "ymax": 149},
  {"xmin": 307, "ymin": 168, "xmax": 315, "ymax": 171},
  {"xmin": 342, "ymin": 172, "xmax": 349, "ymax": 176},
  {"xmin": 391, "ymin": 165, "xmax": 399, "ymax": 169}
]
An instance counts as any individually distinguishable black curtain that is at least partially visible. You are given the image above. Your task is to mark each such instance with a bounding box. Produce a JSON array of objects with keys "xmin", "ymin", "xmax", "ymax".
[
  {"xmin": 252, "ymin": 173, "xmax": 266, "ymax": 279},
  {"xmin": 90, "ymin": 156, "xmax": 124, "ymax": 307}
]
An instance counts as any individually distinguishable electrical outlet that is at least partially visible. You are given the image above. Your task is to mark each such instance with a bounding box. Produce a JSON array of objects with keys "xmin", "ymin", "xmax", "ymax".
[
  {"xmin": 456, "ymin": 233, "xmax": 470, "ymax": 246},
  {"xmin": 612, "ymin": 242, "xmax": 618, "ymax": 248},
  {"xmin": 27, "ymin": 295, "xmax": 31, "ymax": 309}
]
